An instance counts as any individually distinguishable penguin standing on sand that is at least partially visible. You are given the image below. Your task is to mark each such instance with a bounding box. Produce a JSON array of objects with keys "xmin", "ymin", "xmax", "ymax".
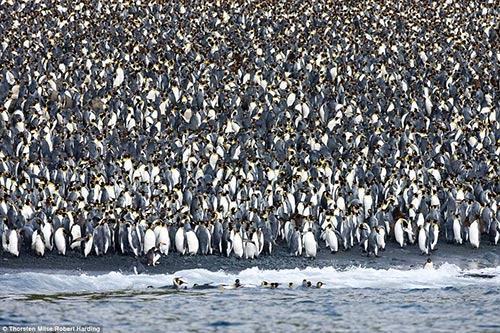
[
  {"xmin": 467, "ymin": 218, "xmax": 481, "ymax": 249},
  {"xmin": 157, "ymin": 223, "xmax": 170, "ymax": 255},
  {"xmin": 321, "ymin": 224, "xmax": 339, "ymax": 253},
  {"xmin": 418, "ymin": 224, "xmax": 430, "ymax": 255},
  {"xmin": 146, "ymin": 247, "xmax": 161, "ymax": 266},
  {"xmin": 32, "ymin": 230, "xmax": 45, "ymax": 257},
  {"xmin": 196, "ymin": 223, "xmax": 211, "ymax": 255},
  {"xmin": 211, "ymin": 220, "xmax": 223, "ymax": 254},
  {"xmin": 452, "ymin": 214, "xmax": 464, "ymax": 244},
  {"xmin": 221, "ymin": 225, "xmax": 233, "ymax": 257},
  {"xmin": 73, "ymin": 234, "xmax": 93, "ymax": 258},
  {"xmin": 289, "ymin": 227, "xmax": 302, "ymax": 256},
  {"xmin": 5, "ymin": 228, "xmax": 20, "ymax": 257},
  {"xmin": 54, "ymin": 227, "xmax": 67, "ymax": 255},
  {"xmin": 41, "ymin": 221, "xmax": 54, "ymax": 251},
  {"xmin": 489, "ymin": 220, "xmax": 500, "ymax": 245},
  {"xmin": 303, "ymin": 229, "xmax": 317, "ymax": 259},
  {"xmin": 175, "ymin": 224, "xmax": 186, "ymax": 255},
  {"xmin": 231, "ymin": 229, "xmax": 244, "ymax": 258},
  {"xmin": 367, "ymin": 227, "xmax": 380, "ymax": 257},
  {"xmin": 144, "ymin": 225, "xmax": 156, "ymax": 254},
  {"xmin": 185, "ymin": 228, "xmax": 199, "ymax": 255},
  {"xmin": 70, "ymin": 223, "xmax": 82, "ymax": 250},
  {"xmin": 244, "ymin": 240, "xmax": 258, "ymax": 259}
]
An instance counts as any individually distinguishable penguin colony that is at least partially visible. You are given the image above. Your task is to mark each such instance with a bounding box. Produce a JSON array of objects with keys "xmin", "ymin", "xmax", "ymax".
[{"xmin": 0, "ymin": 1, "xmax": 498, "ymax": 263}]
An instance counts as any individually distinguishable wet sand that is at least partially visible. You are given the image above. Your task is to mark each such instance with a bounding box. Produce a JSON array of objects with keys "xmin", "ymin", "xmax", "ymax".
[{"xmin": 1, "ymin": 241, "xmax": 499, "ymax": 275}]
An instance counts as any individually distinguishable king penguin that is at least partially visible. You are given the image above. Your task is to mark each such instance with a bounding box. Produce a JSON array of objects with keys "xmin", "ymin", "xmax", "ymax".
[{"xmin": 303, "ymin": 228, "xmax": 317, "ymax": 258}]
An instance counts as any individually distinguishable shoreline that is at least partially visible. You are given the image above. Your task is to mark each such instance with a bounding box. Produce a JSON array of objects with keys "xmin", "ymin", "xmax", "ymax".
[{"xmin": 1, "ymin": 242, "xmax": 499, "ymax": 275}]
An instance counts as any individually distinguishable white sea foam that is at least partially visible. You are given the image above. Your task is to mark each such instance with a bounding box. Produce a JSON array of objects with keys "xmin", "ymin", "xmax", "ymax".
[{"xmin": 1, "ymin": 264, "xmax": 499, "ymax": 295}]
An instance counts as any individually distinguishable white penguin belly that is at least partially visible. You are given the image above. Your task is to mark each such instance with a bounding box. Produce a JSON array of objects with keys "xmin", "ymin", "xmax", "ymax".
[
  {"xmin": 303, "ymin": 233, "xmax": 317, "ymax": 258},
  {"xmin": 395, "ymin": 223, "xmax": 404, "ymax": 247},
  {"xmin": 42, "ymin": 224, "xmax": 53, "ymax": 250},
  {"xmin": 158, "ymin": 227, "xmax": 170, "ymax": 255},
  {"xmin": 84, "ymin": 237, "xmax": 93, "ymax": 257},
  {"xmin": 325, "ymin": 230, "xmax": 338, "ymax": 252},
  {"xmin": 8, "ymin": 231, "xmax": 19, "ymax": 257},
  {"xmin": 244, "ymin": 242, "xmax": 257, "ymax": 259},
  {"xmin": 34, "ymin": 234, "xmax": 45, "ymax": 256},
  {"xmin": 418, "ymin": 229, "xmax": 428, "ymax": 254},
  {"xmin": 232, "ymin": 234, "xmax": 244, "ymax": 258},
  {"xmin": 469, "ymin": 221, "xmax": 480, "ymax": 248},
  {"xmin": 144, "ymin": 229, "xmax": 156, "ymax": 254},
  {"xmin": 175, "ymin": 229, "xmax": 185, "ymax": 255},
  {"xmin": 70, "ymin": 226, "xmax": 82, "ymax": 249},
  {"xmin": 54, "ymin": 228, "xmax": 66, "ymax": 255},
  {"xmin": 186, "ymin": 231, "xmax": 199, "ymax": 255},
  {"xmin": 453, "ymin": 220, "xmax": 462, "ymax": 244}
]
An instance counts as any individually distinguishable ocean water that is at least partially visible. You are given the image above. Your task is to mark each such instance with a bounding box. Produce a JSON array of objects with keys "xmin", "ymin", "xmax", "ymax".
[{"xmin": 1, "ymin": 265, "xmax": 499, "ymax": 332}]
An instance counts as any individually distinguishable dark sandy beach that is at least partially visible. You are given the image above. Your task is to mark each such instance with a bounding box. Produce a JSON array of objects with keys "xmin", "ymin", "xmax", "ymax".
[{"xmin": 1, "ymin": 241, "xmax": 498, "ymax": 275}]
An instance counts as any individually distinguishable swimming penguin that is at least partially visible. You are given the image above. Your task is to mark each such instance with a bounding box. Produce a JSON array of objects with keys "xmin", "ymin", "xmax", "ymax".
[
  {"xmin": 303, "ymin": 229, "xmax": 317, "ymax": 258},
  {"xmin": 423, "ymin": 258, "xmax": 434, "ymax": 270},
  {"xmin": 185, "ymin": 229, "xmax": 199, "ymax": 255},
  {"xmin": 270, "ymin": 282, "xmax": 280, "ymax": 289},
  {"xmin": 157, "ymin": 223, "xmax": 170, "ymax": 255},
  {"xmin": 175, "ymin": 224, "xmax": 186, "ymax": 255},
  {"xmin": 146, "ymin": 247, "xmax": 161, "ymax": 266},
  {"xmin": 54, "ymin": 227, "xmax": 67, "ymax": 255},
  {"xmin": 144, "ymin": 226, "xmax": 156, "ymax": 254},
  {"xmin": 173, "ymin": 277, "xmax": 188, "ymax": 290},
  {"xmin": 219, "ymin": 279, "xmax": 242, "ymax": 290},
  {"xmin": 261, "ymin": 281, "xmax": 271, "ymax": 288}
]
